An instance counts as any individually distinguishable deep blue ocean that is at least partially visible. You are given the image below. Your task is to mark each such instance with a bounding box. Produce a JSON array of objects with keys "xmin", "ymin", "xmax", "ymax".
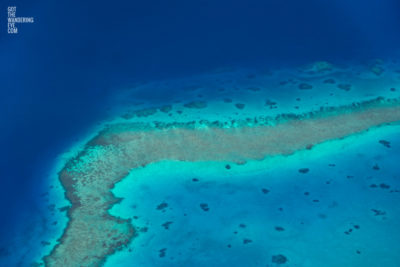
[{"xmin": 1, "ymin": 0, "xmax": 400, "ymax": 266}]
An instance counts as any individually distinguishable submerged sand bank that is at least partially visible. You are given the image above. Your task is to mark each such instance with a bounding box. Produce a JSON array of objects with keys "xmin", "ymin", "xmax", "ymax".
[{"xmin": 44, "ymin": 97, "xmax": 400, "ymax": 266}]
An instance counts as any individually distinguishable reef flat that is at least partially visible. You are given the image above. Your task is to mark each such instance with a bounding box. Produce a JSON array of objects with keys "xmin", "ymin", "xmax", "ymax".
[{"xmin": 44, "ymin": 97, "xmax": 400, "ymax": 266}]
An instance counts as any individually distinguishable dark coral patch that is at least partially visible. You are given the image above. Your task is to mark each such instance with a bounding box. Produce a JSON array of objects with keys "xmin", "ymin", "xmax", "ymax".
[
  {"xmin": 379, "ymin": 140, "xmax": 391, "ymax": 148},
  {"xmin": 265, "ymin": 99, "xmax": 277, "ymax": 106},
  {"xmin": 272, "ymin": 254, "xmax": 288, "ymax": 264},
  {"xmin": 200, "ymin": 203, "xmax": 210, "ymax": 211},
  {"xmin": 298, "ymin": 168, "xmax": 309, "ymax": 174},
  {"xmin": 371, "ymin": 209, "xmax": 386, "ymax": 216},
  {"xmin": 261, "ymin": 188, "xmax": 270, "ymax": 194},
  {"xmin": 156, "ymin": 202, "xmax": 168, "ymax": 210},
  {"xmin": 140, "ymin": 227, "xmax": 148, "ymax": 233},
  {"xmin": 380, "ymin": 183, "xmax": 390, "ymax": 189},
  {"xmin": 235, "ymin": 103, "xmax": 246, "ymax": 110},
  {"xmin": 265, "ymin": 99, "xmax": 278, "ymax": 109},
  {"xmin": 243, "ymin": 239, "xmax": 252, "ymax": 244},
  {"xmin": 184, "ymin": 101, "xmax": 207, "ymax": 109},
  {"xmin": 58, "ymin": 205, "xmax": 70, "ymax": 212},
  {"xmin": 323, "ymin": 78, "xmax": 336, "ymax": 84},
  {"xmin": 298, "ymin": 83, "xmax": 313, "ymax": 90},
  {"xmin": 159, "ymin": 105, "xmax": 172, "ymax": 113},
  {"xmin": 337, "ymin": 84, "xmax": 352, "ymax": 91},
  {"xmin": 370, "ymin": 65, "xmax": 384, "ymax": 76},
  {"xmin": 161, "ymin": 221, "xmax": 173, "ymax": 230},
  {"xmin": 159, "ymin": 248, "xmax": 167, "ymax": 258},
  {"xmin": 133, "ymin": 108, "xmax": 158, "ymax": 118}
]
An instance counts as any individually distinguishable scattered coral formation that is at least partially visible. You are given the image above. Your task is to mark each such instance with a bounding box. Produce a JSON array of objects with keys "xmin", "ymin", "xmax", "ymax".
[
  {"xmin": 300, "ymin": 61, "xmax": 334, "ymax": 74},
  {"xmin": 184, "ymin": 101, "xmax": 208, "ymax": 109},
  {"xmin": 298, "ymin": 83, "xmax": 313, "ymax": 90},
  {"xmin": 44, "ymin": 96, "xmax": 400, "ymax": 266},
  {"xmin": 368, "ymin": 59, "xmax": 385, "ymax": 76}
]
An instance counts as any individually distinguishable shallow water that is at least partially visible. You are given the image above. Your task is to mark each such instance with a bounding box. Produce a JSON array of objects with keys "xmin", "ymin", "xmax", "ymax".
[{"xmin": 105, "ymin": 125, "xmax": 400, "ymax": 266}]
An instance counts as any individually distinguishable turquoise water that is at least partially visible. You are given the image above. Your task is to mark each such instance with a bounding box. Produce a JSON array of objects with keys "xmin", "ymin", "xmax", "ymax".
[{"xmin": 105, "ymin": 124, "xmax": 400, "ymax": 266}]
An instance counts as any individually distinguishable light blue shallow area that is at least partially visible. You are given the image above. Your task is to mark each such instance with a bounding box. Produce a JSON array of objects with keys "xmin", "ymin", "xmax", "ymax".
[{"xmin": 105, "ymin": 124, "xmax": 400, "ymax": 267}]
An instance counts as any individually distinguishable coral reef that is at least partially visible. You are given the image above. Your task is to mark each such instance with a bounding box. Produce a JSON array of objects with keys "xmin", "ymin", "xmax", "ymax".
[{"xmin": 44, "ymin": 97, "xmax": 400, "ymax": 266}]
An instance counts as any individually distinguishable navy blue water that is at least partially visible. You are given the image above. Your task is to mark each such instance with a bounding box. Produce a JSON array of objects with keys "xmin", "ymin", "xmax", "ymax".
[{"xmin": 1, "ymin": 0, "xmax": 400, "ymax": 265}]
